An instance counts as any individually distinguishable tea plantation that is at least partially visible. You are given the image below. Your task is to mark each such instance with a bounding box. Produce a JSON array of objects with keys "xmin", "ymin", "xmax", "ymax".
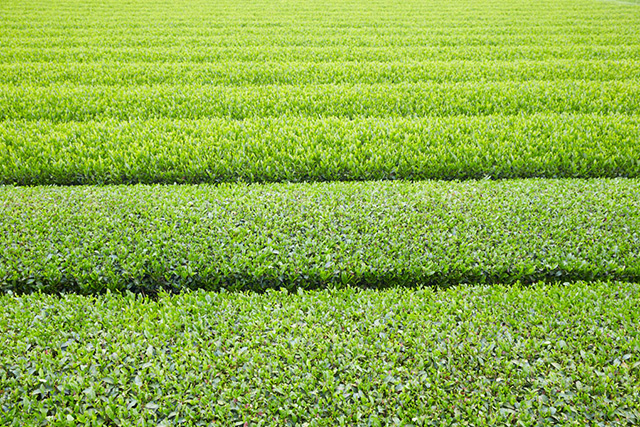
[{"xmin": 1, "ymin": 0, "xmax": 639, "ymax": 424}]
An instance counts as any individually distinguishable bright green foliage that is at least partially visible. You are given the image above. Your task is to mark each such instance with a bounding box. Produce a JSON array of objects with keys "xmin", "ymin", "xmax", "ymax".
[
  {"xmin": 1, "ymin": 80, "xmax": 638, "ymax": 119},
  {"xmin": 1, "ymin": 0, "xmax": 640, "ymax": 184},
  {"xmin": 1, "ymin": 282, "xmax": 639, "ymax": 425},
  {"xmin": 2, "ymin": 0, "xmax": 640, "ymax": 423},
  {"xmin": 1, "ymin": 60, "xmax": 639, "ymax": 86},
  {"xmin": 2, "ymin": 114, "xmax": 640, "ymax": 185},
  {"xmin": 1, "ymin": 179, "xmax": 639, "ymax": 294},
  {"xmin": 2, "ymin": 81, "xmax": 640, "ymax": 121},
  {"xmin": 4, "ymin": 44, "xmax": 640, "ymax": 62}
]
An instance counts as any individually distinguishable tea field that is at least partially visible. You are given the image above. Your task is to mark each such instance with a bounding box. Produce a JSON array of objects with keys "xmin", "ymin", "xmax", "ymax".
[
  {"xmin": 2, "ymin": 0, "xmax": 640, "ymax": 185},
  {"xmin": 1, "ymin": 0, "xmax": 640, "ymax": 424}
]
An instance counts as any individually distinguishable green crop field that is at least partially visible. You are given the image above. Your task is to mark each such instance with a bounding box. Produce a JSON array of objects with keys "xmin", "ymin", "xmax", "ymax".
[
  {"xmin": 2, "ymin": 0, "xmax": 640, "ymax": 185},
  {"xmin": 1, "ymin": 0, "xmax": 640, "ymax": 424}
]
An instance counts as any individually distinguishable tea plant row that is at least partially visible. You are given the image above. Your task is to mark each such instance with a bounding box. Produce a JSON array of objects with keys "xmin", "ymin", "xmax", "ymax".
[
  {"xmin": 1, "ymin": 179, "xmax": 638, "ymax": 294},
  {"xmin": 1, "ymin": 282, "xmax": 638, "ymax": 425},
  {"xmin": 2, "ymin": 60, "xmax": 640, "ymax": 86},
  {"xmin": 3, "ymin": 80, "xmax": 639, "ymax": 122},
  {"xmin": 2, "ymin": 113, "xmax": 639, "ymax": 185}
]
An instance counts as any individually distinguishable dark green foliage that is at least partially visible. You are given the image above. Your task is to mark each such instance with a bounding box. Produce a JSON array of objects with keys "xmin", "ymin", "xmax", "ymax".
[
  {"xmin": 1, "ymin": 179, "xmax": 639, "ymax": 294},
  {"xmin": 1, "ymin": 282, "xmax": 639, "ymax": 425}
]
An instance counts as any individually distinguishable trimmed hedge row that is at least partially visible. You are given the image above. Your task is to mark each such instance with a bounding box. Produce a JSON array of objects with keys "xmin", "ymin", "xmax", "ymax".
[
  {"xmin": 2, "ymin": 32, "xmax": 636, "ymax": 49},
  {"xmin": 4, "ymin": 44, "xmax": 640, "ymax": 63},
  {"xmin": 1, "ymin": 179, "xmax": 639, "ymax": 294},
  {"xmin": 1, "ymin": 282, "xmax": 639, "ymax": 425},
  {"xmin": 2, "ymin": 114, "xmax": 640, "ymax": 185},
  {"xmin": 2, "ymin": 81, "xmax": 640, "ymax": 121},
  {"xmin": 2, "ymin": 60, "xmax": 639, "ymax": 86}
]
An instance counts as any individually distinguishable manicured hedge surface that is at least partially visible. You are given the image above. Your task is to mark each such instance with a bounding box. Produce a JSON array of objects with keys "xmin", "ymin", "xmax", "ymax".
[
  {"xmin": 1, "ymin": 282, "xmax": 639, "ymax": 426},
  {"xmin": 1, "ymin": 179, "xmax": 639, "ymax": 294},
  {"xmin": 3, "ymin": 81, "xmax": 640, "ymax": 122},
  {"xmin": 2, "ymin": 0, "xmax": 640, "ymax": 185},
  {"xmin": 2, "ymin": 114, "xmax": 640, "ymax": 185},
  {"xmin": 4, "ymin": 44, "xmax": 640, "ymax": 63},
  {"xmin": 2, "ymin": 60, "xmax": 639, "ymax": 86},
  {"xmin": 2, "ymin": 0, "xmax": 640, "ymax": 424}
]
